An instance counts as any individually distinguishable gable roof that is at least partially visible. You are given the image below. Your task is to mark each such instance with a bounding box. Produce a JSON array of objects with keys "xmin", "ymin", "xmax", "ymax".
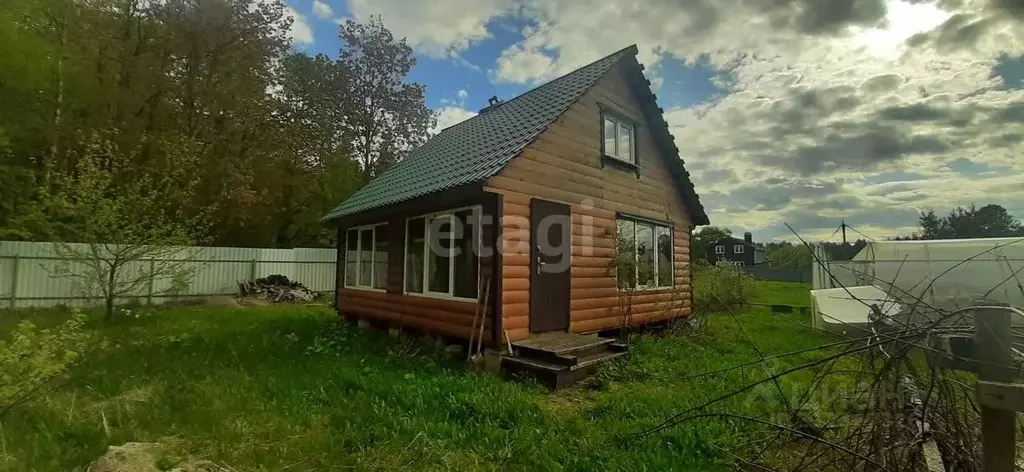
[
  {"xmin": 712, "ymin": 235, "xmax": 765, "ymax": 251},
  {"xmin": 323, "ymin": 45, "xmax": 709, "ymax": 225}
]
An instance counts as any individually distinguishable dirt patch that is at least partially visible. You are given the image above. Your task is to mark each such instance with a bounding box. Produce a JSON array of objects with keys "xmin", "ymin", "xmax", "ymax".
[
  {"xmin": 199, "ymin": 296, "xmax": 241, "ymax": 308},
  {"xmin": 87, "ymin": 441, "xmax": 220, "ymax": 472}
]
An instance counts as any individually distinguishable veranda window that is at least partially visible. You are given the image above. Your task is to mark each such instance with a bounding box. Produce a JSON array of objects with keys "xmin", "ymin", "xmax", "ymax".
[
  {"xmin": 344, "ymin": 223, "xmax": 388, "ymax": 290},
  {"xmin": 405, "ymin": 207, "xmax": 481, "ymax": 300}
]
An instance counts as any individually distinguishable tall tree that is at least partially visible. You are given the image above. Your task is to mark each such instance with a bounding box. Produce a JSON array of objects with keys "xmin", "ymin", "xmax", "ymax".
[
  {"xmin": 918, "ymin": 204, "xmax": 1024, "ymax": 239},
  {"xmin": 337, "ymin": 16, "xmax": 435, "ymax": 179},
  {"xmin": 0, "ymin": 2, "xmax": 433, "ymax": 248}
]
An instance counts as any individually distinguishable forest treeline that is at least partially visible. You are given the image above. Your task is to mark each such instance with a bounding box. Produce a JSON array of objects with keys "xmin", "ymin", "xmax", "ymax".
[{"xmin": 0, "ymin": 0, "xmax": 434, "ymax": 248}]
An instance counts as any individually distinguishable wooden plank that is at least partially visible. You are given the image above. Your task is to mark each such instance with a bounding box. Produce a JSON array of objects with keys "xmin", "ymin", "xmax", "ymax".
[
  {"xmin": 505, "ymin": 327, "xmax": 530, "ymax": 342},
  {"xmin": 503, "ymin": 278, "xmax": 529, "ymax": 291},
  {"xmin": 571, "ymin": 292, "xmax": 685, "ymax": 310},
  {"xmin": 571, "ymin": 266, "xmax": 612, "ymax": 278},
  {"xmin": 504, "ymin": 315, "xmax": 529, "ymax": 330},
  {"xmin": 343, "ymin": 297, "xmax": 479, "ymax": 327},
  {"xmin": 502, "ymin": 290, "xmax": 528, "ymax": 304},
  {"xmin": 978, "ymin": 381, "xmax": 1024, "ymax": 412},
  {"xmin": 572, "ymin": 256, "xmax": 614, "ymax": 268},
  {"xmin": 340, "ymin": 289, "xmax": 477, "ymax": 314},
  {"xmin": 503, "ymin": 254, "xmax": 529, "ymax": 267},
  {"xmin": 503, "ymin": 266, "xmax": 530, "ymax": 279},
  {"xmin": 975, "ymin": 305, "xmax": 1015, "ymax": 472},
  {"xmin": 572, "ymin": 301, "xmax": 685, "ymax": 322},
  {"xmin": 571, "ymin": 287, "xmax": 620, "ymax": 300},
  {"xmin": 570, "ymin": 245, "xmax": 615, "ymax": 258},
  {"xmin": 503, "ymin": 303, "xmax": 529, "ymax": 318},
  {"xmin": 571, "ymin": 277, "xmax": 616, "ymax": 289}
]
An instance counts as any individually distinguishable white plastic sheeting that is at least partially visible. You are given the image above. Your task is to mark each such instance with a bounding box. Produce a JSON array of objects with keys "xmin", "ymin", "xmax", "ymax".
[
  {"xmin": 810, "ymin": 286, "xmax": 902, "ymax": 334},
  {"xmin": 813, "ymin": 237, "xmax": 1024, "ymax": 309}
]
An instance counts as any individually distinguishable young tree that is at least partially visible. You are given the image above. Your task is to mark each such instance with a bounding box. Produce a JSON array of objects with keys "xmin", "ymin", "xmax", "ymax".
[
  {"xmin": 337, "ymin": 16, "xmax": 435, "ymax": 179},
  {"xmin": 765, "ymin": 244, "xmax": 813, "ymax": 269},
  {"xmin": 41, "ymin": 134, "xmax": 209, "ymax": 320}
]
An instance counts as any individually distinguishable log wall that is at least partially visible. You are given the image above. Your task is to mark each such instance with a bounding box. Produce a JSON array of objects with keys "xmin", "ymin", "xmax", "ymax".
[{"xmin": 486, "ymin": 61, "xmax": 694, "ymax": 342}]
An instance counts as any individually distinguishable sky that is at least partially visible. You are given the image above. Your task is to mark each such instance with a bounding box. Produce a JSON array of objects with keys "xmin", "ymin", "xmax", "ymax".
[{"xmin": 279, "ymin": 0, "xmax": 1023, "ymax": 243}]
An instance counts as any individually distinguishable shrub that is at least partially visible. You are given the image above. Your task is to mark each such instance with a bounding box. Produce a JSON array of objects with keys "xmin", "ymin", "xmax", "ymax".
[
  {"xmin": 0, "ymin": 310, "xmax": 89, "ymax": 414},
  {"xmin": 692, "ymin": 262, "xmax": 758, "ymax": 315}
]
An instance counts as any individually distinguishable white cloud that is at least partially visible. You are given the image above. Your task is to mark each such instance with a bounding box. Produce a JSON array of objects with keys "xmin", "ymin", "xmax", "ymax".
[
  {"xmin": 480, "ymin": 0, "xmax": 1024, "ymax": 239},
  {"xmin": 312, "ymin": 0, "xmax": 334, "ymax": 19},
  {"xmin": 285, "ymin": 6, "xmax": 314, "ymax": 44},
  {"xmin": 343, "ymin": 0, "xmax": 1024, "ymax": 239},
  {"xmin": 431, "ymin": 107, "xmax": 477, "ymax": 134},
  {"xmin": 347, "ymin": 0, "xmax": 515, "ymax": 58}
]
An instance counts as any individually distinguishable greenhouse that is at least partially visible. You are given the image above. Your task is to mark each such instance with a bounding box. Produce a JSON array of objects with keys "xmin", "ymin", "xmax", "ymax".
[{"xmin": 811, "ymin": 237, "xmax": 1024, "ymax": 331}]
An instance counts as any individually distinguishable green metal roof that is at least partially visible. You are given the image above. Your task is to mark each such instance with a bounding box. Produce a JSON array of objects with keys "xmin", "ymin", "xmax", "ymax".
[{"xmin": 322, "ymin": 45, "xmax": 640, "ymax": 222}]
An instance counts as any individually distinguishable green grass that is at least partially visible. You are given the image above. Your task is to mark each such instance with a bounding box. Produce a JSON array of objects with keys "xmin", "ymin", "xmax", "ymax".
[
  {"xmin": 750, "ymin": 281, "xmax": 811, "ymax": 307},
  {"xmin": 2, "ymin": 281, "xmax": 831, "ymax": 471}
]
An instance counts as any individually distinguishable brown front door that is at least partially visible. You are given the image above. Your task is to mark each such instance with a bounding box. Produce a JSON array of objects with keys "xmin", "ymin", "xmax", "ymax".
[{"xmin": 529, "ymin": 198, "xmax": 571, "ymax": 333}]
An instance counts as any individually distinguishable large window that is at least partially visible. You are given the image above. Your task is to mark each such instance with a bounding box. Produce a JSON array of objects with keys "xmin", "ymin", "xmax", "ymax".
[
  {"xmin": 603, "ymin": 114, "xmax": 635, "ymax": 164},
  {"xmin": 734, "ymin": 245, "xmax": 745, "ymax": 254},
  {"xmin": 405, "ymin": 207, "xmax": 480, "ymax": 300},
  {"xmin": 345, "ymin": 223, "xmax": 388, "ymax": 290},
  {"xmin": 616, "ymin": 217, "xmax": 673, "ymax": 290}
]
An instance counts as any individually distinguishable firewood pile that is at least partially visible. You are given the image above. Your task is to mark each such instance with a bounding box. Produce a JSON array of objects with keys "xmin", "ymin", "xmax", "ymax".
[{"xmin": 238, "ymin": 274, "xmax": 317, "ymax": 303}]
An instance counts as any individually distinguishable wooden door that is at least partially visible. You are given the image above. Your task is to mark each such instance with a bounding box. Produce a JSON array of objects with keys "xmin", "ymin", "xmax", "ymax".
[{"xmin": 529, "ymin": 198, "xmax": 571, "ymax": 333}]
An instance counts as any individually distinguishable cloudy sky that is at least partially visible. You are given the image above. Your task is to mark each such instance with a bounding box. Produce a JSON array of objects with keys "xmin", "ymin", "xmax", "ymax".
[{"xmin": 283, "ymin": 0, "xmax": 1023, "ymax": 242}]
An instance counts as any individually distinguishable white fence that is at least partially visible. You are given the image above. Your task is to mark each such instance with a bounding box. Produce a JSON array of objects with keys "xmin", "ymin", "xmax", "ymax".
[{"xmin": 0, "ymin": 241, "xmax": 337, "ymax": 309}]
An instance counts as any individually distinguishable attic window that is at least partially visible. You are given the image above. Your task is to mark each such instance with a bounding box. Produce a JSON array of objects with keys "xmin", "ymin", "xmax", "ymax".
[{"xmin": 603, "ymin": 114, "xmax": 635, "ymax": 165}]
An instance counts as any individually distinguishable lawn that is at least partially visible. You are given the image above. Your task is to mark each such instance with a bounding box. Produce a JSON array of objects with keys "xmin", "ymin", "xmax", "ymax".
[
  {"xmin": 750, "ymin": 281, "xmax": 811, "ymax": 307},
  {"xmin": 3, "ymin": 281, "xmax": 838, "ymax": 471}
]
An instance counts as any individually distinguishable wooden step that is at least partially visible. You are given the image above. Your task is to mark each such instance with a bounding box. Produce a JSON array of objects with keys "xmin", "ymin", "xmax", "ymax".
[
  {"xmin": 512, "ymin": 333, "xmax": 616, "ymax": 366},
  {"xmin": 501, "ymin": 349, "xmax": 627, "ymax": 389}
]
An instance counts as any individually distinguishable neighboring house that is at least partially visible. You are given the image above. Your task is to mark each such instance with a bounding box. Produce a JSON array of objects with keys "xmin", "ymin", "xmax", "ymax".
[
  {"xmin": 709, "ymin": 232, "xmax": 767, "ymax": 267},
  {"xmin": 322, "ymin": 46, "xmax": 709, "ymax": 386}
]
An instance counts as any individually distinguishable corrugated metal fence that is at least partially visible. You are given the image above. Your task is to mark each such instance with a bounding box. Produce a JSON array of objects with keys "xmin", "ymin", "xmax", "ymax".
[
  {"xmin": 0, "ymin": 241, "xmax": 337, "ymax": 309},
  {"xmin": 742, "ymin": 265, "xmax": 813, "ymax": 283}
]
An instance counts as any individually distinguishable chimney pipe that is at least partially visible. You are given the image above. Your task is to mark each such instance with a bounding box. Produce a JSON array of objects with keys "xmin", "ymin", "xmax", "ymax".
[{"xmin": 744, "ymin": 232, "xmax": 752, "ymax": 245}]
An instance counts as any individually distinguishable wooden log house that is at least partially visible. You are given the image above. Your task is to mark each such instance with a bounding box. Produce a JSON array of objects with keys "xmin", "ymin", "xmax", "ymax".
[{"xmin": 323, "ymin": 45, "xmax": 710, "ymax": 386}]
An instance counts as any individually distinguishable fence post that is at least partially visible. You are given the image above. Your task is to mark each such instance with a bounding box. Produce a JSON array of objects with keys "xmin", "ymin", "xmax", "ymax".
[
  {"xmin": 8, "ymin": 255, "xmax": 19, "ymax": 309},
  {"xmin": 147, "ymin": 257, "xmax": 155, "ymax": 305},
  {"xmin": 975, "ymin": 304, "xmax": 1015, "ymax": 472},
  {"xmin": 249, "ymin": 259, "xmax": 257, "ymax": 282}
]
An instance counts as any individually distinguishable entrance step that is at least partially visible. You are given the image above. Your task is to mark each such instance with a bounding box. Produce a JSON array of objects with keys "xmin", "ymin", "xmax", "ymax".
[{"xmin": 501, "ymin": 332, "xmax": 628, "ymax": 388}]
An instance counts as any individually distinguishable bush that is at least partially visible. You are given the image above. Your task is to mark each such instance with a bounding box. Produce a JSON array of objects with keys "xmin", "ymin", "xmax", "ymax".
[
  {"xmin": 692, "ymin": 262, "xmax": 758, "ymax": 315},
  {"xmin": 0, "ymin": 310, "xmax": 89, "ymax": 414}
]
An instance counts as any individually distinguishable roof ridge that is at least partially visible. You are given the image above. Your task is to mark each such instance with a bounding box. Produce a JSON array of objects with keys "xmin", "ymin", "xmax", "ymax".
[{"xmin": 438, "ymin": 44, "xmax": 638, "ymax": 135}]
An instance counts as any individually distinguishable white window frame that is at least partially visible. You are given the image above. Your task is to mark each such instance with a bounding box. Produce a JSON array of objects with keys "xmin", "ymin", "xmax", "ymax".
[
  {"xmin": 603, "ymin": 114, "xmax": 636, "ymax": 165},
  {"xmin": 616, "ymin": 216, "xmax": 674, "ymax": 291},
  {"xmin": 734, "ymin": 244, "xmax": 745, "ymax": 254},
  {"xmin": 715, "ymin": 245, "xmax": 726, "ymax": 255},
  {"xmin": 403, "ymin": 205, "xmax": 483, "ymax": 302},
  {"xmin": 344, "ymin": 223, "xmax": 388, "ymax": 292}
]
